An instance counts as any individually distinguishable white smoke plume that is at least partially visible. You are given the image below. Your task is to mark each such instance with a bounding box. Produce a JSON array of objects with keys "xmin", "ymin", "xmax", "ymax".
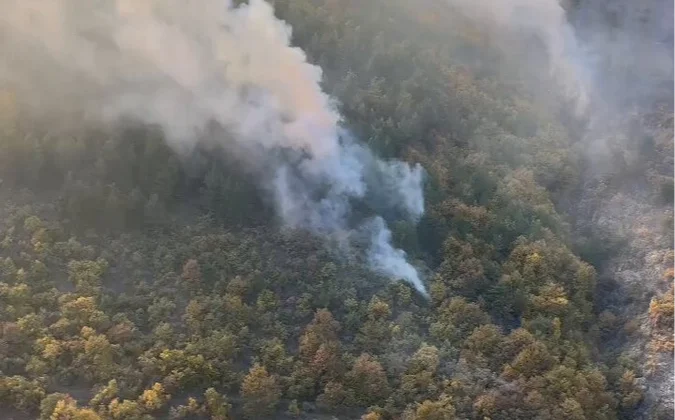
[
  {"xmin": 0, "ymin": 0, "xmax": 428, "ymax": 296},
  {"xmin": 445, "ymin": 0, "xmax": 593, "ymax": 114}
]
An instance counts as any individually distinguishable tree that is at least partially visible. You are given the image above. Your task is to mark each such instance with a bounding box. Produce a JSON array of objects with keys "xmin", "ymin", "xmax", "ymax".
[
  {"xmin": 317, "ymin": 380, "xmax": 347, "ymax": 408},
  {"xmin": 551, "ymin": 398, "xmax": 585, "ymax": 420},
  {"xmin": 241, "ymin": 363, "xmax": 281, "ymax": 418},
  {"xmin": 404, "ymin": 395, "xmax": 456, "ymax": 420},
  {"xmin": 89, "ymin": 380, "xmax": 119, "ymax": 411},
  {"xmin": 357, "ymin": 297, "xmax": 392, "ymax": 353},
  {"xmin": 508, "ymin": 341, "xmax": 555, "ymax": 378},
  {"xmin": 183, "ymin": 299, "xmax": 206, "ymax": 335},
  {"xmin": 68, "ymin": 259, "xmax": 108, "ymax": 297},
  {"xmin": 430, "ymin": 297, "xmax": 490, "ymax": 344},
  {"xmin": 298, "ymin": 309, "xmax": 343, "ymax": 382},
  {"xmin": 40, "ymin": 393, "xmax": 69, "ymax": 420},
  {"xmin": 300, "ymin": 309, "xmax": 341, "ymax": 359},
  {"xmin": 147, "ymin": 298, "xmax": 177, "ymax": 328},
  {"xmin": 138, "ymin": 383, "xmax": 170, "ymax": 412},
  {"xmin": 181, "ymin": 259, "xmax": 202, "ymax": 285},
  {"xmin": 50, "ymin": 397, "xmax": 101, "ymax": 420},
  {"xmin": 0, "ymin": 375, "xmax": 45, "ymax": 413},
  {"xmin": 619, "ymin": 370, "xmax": 643, "ymax": 411},
  {"xmin": 461, "ymin": 324, "xmax": 504, "ymax": 370},
  {"xmin": 61, "ymin": 296, "xmax": 109, "ymax": 331},
  {"xmin": 258, "ymin": 338, "xmax": 293, "ymax": 374},
  {"xmin": 106, "ymin": 398, "xmax": 144, "ymax": 420},
  {"xmin": 399, "ymin": 344, "xmax": 440, "ymax": 402},
  {"xmin": 346, "ymin": 353, "xmax": 390, "ymax": 406},
  {"xmin": 76, "ymin": 328, "xmax": 117, "ymax": 381},
  {"xmin": 204, "ymin": 388, "xmax": 231, "ymax": 420},
  {"xmin": 168, "ymin": 397, "xmax": 203, "ymax": 419}
]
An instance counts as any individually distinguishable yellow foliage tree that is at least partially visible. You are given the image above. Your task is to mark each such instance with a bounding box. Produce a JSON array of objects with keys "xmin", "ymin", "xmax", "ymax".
[
  {"xmin": 138, "ymin": 383, "xmax": 170, "ymax": 412},
  {"xmin": 50, "ymin": 397, "xmax": 101, "ymax": 420},
  {"xmin": 241, "ymin": 363, "xmax": 281, "ymax": 418}
]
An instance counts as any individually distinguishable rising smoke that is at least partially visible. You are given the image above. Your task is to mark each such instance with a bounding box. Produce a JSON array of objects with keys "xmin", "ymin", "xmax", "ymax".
[
  {"xmin": 445, "ymin": 0, "xmax": 594, "ymax": 115},
  {"xmin": 444, "ymin": 0, "xmax": 673, "ymax": 414},
  {"xmin": 444, "ymin": 0, "xmax": 672, "ymax": 120},
  {"xmin": 443, "ymin": 0, "xmax": 672, "ymax": 225},
  {"xmin": 0, "ymin": 0, "xmax": 428, "ymax": 296}
]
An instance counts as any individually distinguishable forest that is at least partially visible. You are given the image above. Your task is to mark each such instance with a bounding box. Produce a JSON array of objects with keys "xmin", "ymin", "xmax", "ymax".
[{"xmin": 0, "ymin": 0, "xmax": 672, "ymax": 419}]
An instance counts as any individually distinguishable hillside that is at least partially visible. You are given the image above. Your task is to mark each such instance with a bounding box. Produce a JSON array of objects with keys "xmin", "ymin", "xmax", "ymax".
[{"xmin": 0, "ymin": 0, "xmax": 672, "ymax": 419}]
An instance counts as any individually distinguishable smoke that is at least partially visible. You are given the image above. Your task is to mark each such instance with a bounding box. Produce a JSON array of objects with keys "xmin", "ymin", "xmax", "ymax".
[
  {"xmin": 447, "ymin": 0, "xmax": 672, "ymax": 189},
  {"xmin": 445, "ymin": 0, "xmax": 594, "ymax": 114},
  {"xmin": 445, "ymin": 0, "xmax": 672, "ymax": 123},
  {"xmin": 0, "ymin": 0, "xmax": 428, "ymax": 296},
  {"xmin": 570, "ymin": 0, "xmax": 673, "ymax": 110},
  {"xmin": 367, "ymin": 217, "xmax": 428, "ymax": 298},
  {"xmin": 442, "ymin": 0, "xmax": 673, "ymax": 414}
]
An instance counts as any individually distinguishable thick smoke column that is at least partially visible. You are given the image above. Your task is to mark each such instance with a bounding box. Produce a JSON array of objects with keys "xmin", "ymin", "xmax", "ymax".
[{"xmin": 0, "ymin": 0, "xmax": 427, "ymax": 296}]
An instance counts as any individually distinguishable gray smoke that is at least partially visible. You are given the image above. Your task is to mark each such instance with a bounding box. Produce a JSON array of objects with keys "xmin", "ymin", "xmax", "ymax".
[
  {"xmin": 443, "ymin": 0, "xmax": 673, "ymax": 414},
  {"xmin": 570, "ymin": 0, "xmax": 673, "ymax": 109},
  {"xmin": 0, "ymin": 0, "xmax": 428, "ymax": 296},
  {"xmin": 445, "ymin": 0, "xmax": 593, "ymax": 114},
  {"xmin": 444, "ymin": 0, "xmax": 672, "ymax": 120},
  {"xmin": 446, "ymin": 0, "xmax": 672, "ymax": 204}
]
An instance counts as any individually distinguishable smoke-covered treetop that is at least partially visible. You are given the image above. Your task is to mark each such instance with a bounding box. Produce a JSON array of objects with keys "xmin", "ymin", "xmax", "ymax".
[{"xmin": 1, "ymin": 0, "xmax": 428, "ymax": 295}]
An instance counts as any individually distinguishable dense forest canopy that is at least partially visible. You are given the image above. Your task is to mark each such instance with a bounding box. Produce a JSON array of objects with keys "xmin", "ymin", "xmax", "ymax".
[{"xmin": 0, "ymin": 0, "xmax": 672, "ymax": 419}]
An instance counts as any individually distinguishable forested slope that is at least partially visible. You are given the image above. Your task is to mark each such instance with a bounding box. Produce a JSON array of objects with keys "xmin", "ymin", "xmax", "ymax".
[{"xmin": 0, "ymin": 0, "xmax": 672, "ymax": 419}]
